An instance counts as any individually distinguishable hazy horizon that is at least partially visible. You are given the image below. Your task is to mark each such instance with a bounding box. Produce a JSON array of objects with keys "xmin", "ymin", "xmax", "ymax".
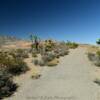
[{"xmin": 0, "ymin": 0, "xmax": 100, "ymax": 44}]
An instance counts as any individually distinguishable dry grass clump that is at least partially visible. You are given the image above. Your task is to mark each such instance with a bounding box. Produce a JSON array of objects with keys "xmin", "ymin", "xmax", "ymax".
[
  {"xmin": 47, "ymin": 58, "xmax": 59, "ymax": 66},
  {"xmin": 87, "ymin": 46, "xmax": 99, "ymax": 53},
  {"xmin": 88, "ymin": 46, "xmax": 100, "ymax": 67}
]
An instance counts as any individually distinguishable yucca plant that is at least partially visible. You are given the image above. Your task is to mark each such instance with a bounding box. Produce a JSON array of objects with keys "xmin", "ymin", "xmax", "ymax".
[{"xmin": 29, "ymin": 33, "xmax": 40, "ymax": 51}]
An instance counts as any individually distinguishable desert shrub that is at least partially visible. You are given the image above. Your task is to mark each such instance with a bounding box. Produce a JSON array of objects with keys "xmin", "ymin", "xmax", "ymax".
[
  {"xmin": 42, "ymin": 52, "xmax": 56, "ymax": 63},
  {"xmin": 33, "ymin": 59, "xmax": 39, "ymax": 65},
  {"xmin": 55, "ymin": 48, "xmax": 69, "ymax": 57},
  {"xmin": 6, "ymin": 59, "xmax": 29, "ymax": 75},
  {"xmin": 45, "ymin": 40, "xmax": 55, "ymax": 51},
  {"xmin": 0, "ymin": 50, "xmax": 29, "ymax": 76},
  {"xmin": 88, "ymin": 52, "xmax": 96, "ymax": 61},
  {"xmin": 33, "ymin": 52, "xmax": 57, "ymax": 66},
  {"xmin": 66, "ymin": 42, "xmax": 78, "ymax": 49},
  {"xmin": 32, "ymin": 52, "xmax": 37, "ymax": 57},
  {"xmin": 96, "ymin": 51, "xmax": 100, "ymax": 56},
  {"xmin": 9, "ymin": 49, "xmax": 29, "ymax": 59},
  {"xmin": 0, "ymin": 69, "xmax": 18, "ymax": 99},
  {"xmin": 38, "ymin": 60, "xmax": 45, "ymax": 66},
  {"xmin": 33, "ymin": 59, "xmax": 45, "ymax": 66},
  {"xmin": 88, "ymin": 52, "xmax": 100, "ymax": 66},
  {"xmin": 15, "ymin": 49, "xmax": 29, "ymax": 59},
  {"xmin": 47, "ymin": 52, "xmax": 56, "ymax": 61},
  {"xmin": 94, "ymin": 56, "xmax": 100, "ymax": 66}
]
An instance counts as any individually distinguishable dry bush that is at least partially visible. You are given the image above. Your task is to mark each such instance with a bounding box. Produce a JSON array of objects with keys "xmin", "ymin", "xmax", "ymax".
[{"xmin": 0, "ymin": 69, "xmax": 18, "ymax": 99}]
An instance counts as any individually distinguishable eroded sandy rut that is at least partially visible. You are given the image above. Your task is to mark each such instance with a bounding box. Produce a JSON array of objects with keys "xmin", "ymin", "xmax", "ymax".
[{"xmin": 5, "ymin": 47, "xmax": 100, "ymax": 100}]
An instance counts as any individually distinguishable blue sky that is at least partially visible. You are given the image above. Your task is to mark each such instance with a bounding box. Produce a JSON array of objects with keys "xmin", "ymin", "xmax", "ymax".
[{"xmin": 0, "ymin": 0, "xmax": 100, "ymax": 44}]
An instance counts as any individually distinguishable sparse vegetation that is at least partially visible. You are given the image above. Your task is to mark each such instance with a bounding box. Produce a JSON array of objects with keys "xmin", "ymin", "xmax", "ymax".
[
  {"xmin": 10, "ymin": 49, "xmax": 29, "ymax": 59},
  {"xmin": 88, "ymin": 40, "xmax": 100, "ymax": 67},
  {"xmin": 32, "ymin": 40, "xmax": 69, "ymax": 67},
  {"xmin": 0, "ymin": 49, "xmax": 29, "ymax": 99},
  {"xmin": 88, "ymin": 52, "xmax": 100, "ymax": 66},
  {"xmin": 0, "ymin": 50, "xmax": 29, "ymax": 76},
  {"xmin": 88, "ymin": 52, "xmax": 96, "ymax": 61},
  {"xmin": 0, "ymin": 35, "xmax": 74, "ymax": 99},
  {"xmin": 66, "ymin": 41, "xmax": 78, "ymax": 49}
]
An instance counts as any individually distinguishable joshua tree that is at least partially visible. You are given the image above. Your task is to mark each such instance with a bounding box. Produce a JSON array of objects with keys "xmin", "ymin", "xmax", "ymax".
[
  {"xmin": 96, "ymin": 38, "xmax": 100, "ymax": 45},
  {"xmin": 29, "ymin": 33, "xmax": 40, "ymax": 51}
]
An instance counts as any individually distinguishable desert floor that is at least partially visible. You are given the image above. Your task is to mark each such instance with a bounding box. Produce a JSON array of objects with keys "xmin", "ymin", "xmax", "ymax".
[{"xmin": 5, "ymin": 47, "xmax": 100, "ymax": 100}]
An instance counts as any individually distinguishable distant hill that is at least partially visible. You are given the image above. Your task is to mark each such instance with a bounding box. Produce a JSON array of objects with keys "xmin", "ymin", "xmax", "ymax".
[{"xmin": 0, "ymin": 35, "xmax": 21, "ymax": 46}]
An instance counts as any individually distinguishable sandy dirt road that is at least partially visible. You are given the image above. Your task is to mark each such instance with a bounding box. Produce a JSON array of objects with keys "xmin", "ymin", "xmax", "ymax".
[{"xmin": 5, "ymin": 47, "xmax": 100, "ymax": 100}]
